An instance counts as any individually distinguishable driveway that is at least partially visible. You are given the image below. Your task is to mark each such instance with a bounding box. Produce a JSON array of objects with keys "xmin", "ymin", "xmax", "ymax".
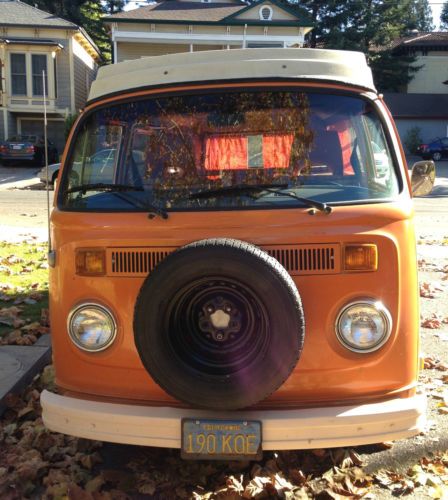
[{"xmin": 0, "ymin": 164, "xmax": 41, "ymax": 191}]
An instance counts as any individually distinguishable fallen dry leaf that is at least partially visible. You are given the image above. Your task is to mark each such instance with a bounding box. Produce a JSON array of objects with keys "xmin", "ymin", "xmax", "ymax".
[
  {"xmin": 422, "ymin": 318, "xmax": 443, "ymax": 329},
  {"xmin": 420, "ymin": 281, "xmax": 445, "ymax": 299}
]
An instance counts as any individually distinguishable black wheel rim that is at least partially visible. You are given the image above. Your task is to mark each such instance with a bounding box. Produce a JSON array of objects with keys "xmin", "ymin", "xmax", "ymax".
[{"xmin": 163, "ymin": 276, "xmax": 270, "ymax": 377}]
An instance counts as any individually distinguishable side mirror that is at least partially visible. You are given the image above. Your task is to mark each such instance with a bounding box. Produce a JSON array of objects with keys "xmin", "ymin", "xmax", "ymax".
[{"xmin": 411, "ymin": 160, "xmax": 435, "ymax": 197}]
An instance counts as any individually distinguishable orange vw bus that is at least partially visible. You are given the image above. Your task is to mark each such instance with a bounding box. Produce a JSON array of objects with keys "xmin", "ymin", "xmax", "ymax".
[{"xmin": 41, "ymin": 49, "xmax": 435, "ymax": 460}]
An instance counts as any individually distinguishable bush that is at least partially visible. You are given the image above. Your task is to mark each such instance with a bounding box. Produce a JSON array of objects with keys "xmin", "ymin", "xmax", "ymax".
[
  {"xmin": 64, "ymin": 113, "xmax": 79, "ymax": 140},
  {"xmin": 403, "ymin": 126, "xmax": 422, "ymax": 155}
]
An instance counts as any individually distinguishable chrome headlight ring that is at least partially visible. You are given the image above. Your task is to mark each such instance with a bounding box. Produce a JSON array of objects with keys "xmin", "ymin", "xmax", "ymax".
[
  {"xmin": 335, "ymin": 299, "xmax": 392, "ymax": 353},
  {"xmin": 67, "ymin": 303, "xmax": 117, "ymax": 353}
]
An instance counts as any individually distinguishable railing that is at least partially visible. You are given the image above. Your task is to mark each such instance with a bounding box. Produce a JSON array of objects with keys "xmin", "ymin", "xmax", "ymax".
[{"xmin": 7, "ymin": 96, "xmax": 57, "ymax": 110}]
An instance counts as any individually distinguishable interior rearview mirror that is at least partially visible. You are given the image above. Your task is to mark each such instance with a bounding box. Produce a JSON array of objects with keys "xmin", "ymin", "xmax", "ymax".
[{"xmin": 411, "ymin": 160, "xmax": 435, "ymax": 197}]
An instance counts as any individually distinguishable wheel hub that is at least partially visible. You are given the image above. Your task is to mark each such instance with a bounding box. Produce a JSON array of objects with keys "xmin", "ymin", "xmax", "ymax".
[{"xmin": 198, "ymin": 296, "xmax": 242, "ymax": 342}]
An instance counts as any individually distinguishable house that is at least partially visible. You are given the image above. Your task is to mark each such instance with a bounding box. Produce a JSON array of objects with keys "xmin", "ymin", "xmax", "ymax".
[
  {"xmin": 391, "ymin": 32, "xmax": 448, "ymax": 95},
  {"xmin": 383, "ymin": 93, "xmax": 448, "ymax": 147},
  {"xmin": 383, "ymin": 32, "xmax": 448, "ymax": 147},
  {"xmin": 0, "ymin": 0, "xmax": 102, "ymax": 153},
  {"xmin": 103, "ymin": 0, "xmax": 313, "ymax": 64}
]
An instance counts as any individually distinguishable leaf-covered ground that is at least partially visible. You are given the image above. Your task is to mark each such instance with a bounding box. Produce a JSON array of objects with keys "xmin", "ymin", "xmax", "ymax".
[
  {"xmin": 1, "ymin": 372, "xmax": 448, "ymax": 500},
  {"xmin": 1, "ymin": 241, "xmax": 448, "ymax": 499},
  {"xmin": 0, "ymin": 242, "xmax": 50, "ymax": 344}
]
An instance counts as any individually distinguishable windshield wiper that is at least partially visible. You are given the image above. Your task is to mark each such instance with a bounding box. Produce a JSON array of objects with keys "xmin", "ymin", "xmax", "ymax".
[
  {"xmin": 189, "ymin": 183, "xmax": 332, "ymax": 214},
  {"xmin": 114, "ymin": 192, "xmax": 168, "ymax": 220},
  {"xmin": 65, "ymin": 183, "xmax": 168, "ymax": 219},
  {"xmin": 66, "ymin": 183, "xmax": 144, "ymax": 194},
  {"xmin": 258, "ymin": 187, "xmax": 332, "ymax": 214},
  {"xmin": 188, "ymin": 183, "xmax": 288, "ymax": 199}
]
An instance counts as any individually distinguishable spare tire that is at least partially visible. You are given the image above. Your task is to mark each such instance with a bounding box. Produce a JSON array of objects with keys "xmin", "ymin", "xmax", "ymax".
[{"xmin": 134, "ymin": 238, "xmax": 305, "ymax": 410}]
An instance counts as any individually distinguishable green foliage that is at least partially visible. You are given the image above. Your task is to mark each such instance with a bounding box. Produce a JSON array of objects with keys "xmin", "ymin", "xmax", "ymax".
[
  {"xmin": 442, "ymin": 1, "xmax": 448, "ymax": 29},
  {"xmin": 80, "ymin": 1, "xmax": 113, "ymax": 62},
  {"xmin": 65, "ymin": 113, "xmax": 79, "ymax": 140},
  {"xmin": 368, "ymin": 50, "xmax": 422, "ymax": 92},
  {"xmin": 404, "ymin": 126, "xmax": 423, "ymax": 154},
  {"xmin": 104, "ymin": 0, "xmax": 126, "ymax": 14},
  {"xmin": 286, "ymin": 0, "xmax": 435, "ymax": 92},
  {"xmin": 22, "ymin": 0, "xmax": 86, "ymax": 25},
  {"xmin": 22, "ymin": 0, "xmax": 131, "ymax": 62}
]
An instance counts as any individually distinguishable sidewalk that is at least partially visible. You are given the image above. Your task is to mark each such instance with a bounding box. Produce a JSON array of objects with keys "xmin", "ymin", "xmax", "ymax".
[
  {"xmin": 0, "ymin": 177, "xmax": 42, "ymax": 191},
  {"xmin": 0, "ymin": 224, "xmax": 48, "ymax": 242},
  {"xmin": 0, "ymin": 335, "xmax": 52, "ymax": 414},
  {"xmin": 0, "ymin": 165, "xmax": 41, "ymax": 191}
]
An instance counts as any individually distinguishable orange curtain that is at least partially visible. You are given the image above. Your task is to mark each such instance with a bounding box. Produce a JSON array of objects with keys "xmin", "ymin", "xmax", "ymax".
[
  {"xmin": 328, "ymin": 122, "xmax": 354, "ymax": 175},
  {"xmin": 205, "ymin": 136, "xmax": 247, "ymax": 170},
  {"xmin": 263, "ymin": 134, "xmax": 294, "ymax": 168},
  {"xmin": 205, "ymin": 134, "xmax": 294, "ymax": 170}
]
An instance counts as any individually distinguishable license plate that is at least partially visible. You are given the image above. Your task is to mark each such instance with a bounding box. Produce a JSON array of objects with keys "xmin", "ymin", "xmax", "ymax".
[
  {"xmin": 181, "ymin": 418, "xmax": 262, "ymax": 460},
  {"xmin": 12, "ymin": 145, "xmax": 22, "ymax": 150}
]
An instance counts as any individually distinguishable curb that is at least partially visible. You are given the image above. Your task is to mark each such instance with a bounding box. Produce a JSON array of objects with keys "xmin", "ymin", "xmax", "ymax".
[{"xmin": 0, "ymin": 334, "xmax": 52, "ymax": 415}]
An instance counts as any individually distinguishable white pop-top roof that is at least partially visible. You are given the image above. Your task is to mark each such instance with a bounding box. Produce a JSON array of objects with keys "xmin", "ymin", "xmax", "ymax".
[{"xmin": 88, "ymin": 48, "xmax": 376, "ymax": 103}]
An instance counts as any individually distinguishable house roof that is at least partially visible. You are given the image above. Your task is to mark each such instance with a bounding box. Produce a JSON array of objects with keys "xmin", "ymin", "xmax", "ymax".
[
  {"xmin": 383, "ymin": 93, "xmax": 448, "ymax": 119},
  {"xmin": 0, "ymin": 0, "xmax": 78, "ymax": 29},
  {"xmin": 104, "ymin": 0, "xmax": 313, "ymax": 27},
  {"xmin": 391, "ymin": 32, "xmax": 448, "ymax": 51},
  {"xmin": 106, "ymin": 1, "xmax": 244, "ymax": 23},
  {"xmin": 88, "ymin": 48, "xmax": 375, "ymax": 103},
  {"xmin": 0, "ymin": 1, "xmax": 102, "ymax": 60},
  {"xmin": 0, "ymin": 37, "xmax": 64, "ymax": 48}
]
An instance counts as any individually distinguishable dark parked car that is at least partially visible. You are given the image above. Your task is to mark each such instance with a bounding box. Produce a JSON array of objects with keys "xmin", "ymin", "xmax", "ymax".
[
  {"xmin": 0, "ymin": 135, "xmax": 58, "ymax": 166},
  {"xmin": 417, "ymin": 137, "xmax": 448, "ymax": 161}
]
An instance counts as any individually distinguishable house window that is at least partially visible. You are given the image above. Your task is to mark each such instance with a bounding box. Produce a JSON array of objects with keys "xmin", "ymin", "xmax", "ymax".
[
  {"xmin": 259, "ymin": 6, "xmax": 273, "ymax": 21},
  {"xmin": 10, "ymin": 52, "xmax": 54, "ymax": 99},
  {"xmin": 32, "ymin": 54, "xmax": 48, "ymax": 96},
  {"xmin": 11, "ymin": 54, "xmax": 27, "ymax": 95}
]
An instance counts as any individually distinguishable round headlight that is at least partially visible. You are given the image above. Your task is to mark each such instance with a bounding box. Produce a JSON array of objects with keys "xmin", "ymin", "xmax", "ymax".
[
  {"xmin": 336, "ymin": 300, "xmax": 392, "ymax": 353},
  {"xmin": 68, "ymin": 304, "xmax": 117, "ymax": 352}
]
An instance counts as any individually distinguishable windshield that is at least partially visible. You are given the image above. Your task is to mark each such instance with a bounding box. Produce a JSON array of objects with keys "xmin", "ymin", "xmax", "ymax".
[{"xmin": 60, "ymin": 90, "xmax": 400, "ymax": 212}]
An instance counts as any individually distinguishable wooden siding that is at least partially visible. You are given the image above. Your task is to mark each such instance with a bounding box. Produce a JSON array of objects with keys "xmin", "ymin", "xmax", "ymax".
[
  {"xmin": 407, "ymin": 55, "xmax": 448, "ymax": 94},
  {"xmin": 117, "ymin": 42, "xmax": 190, "ymax": 62},
  {"xmin": 54, "ymin": 39, "xmax": 72, "ymax": 110},
  {"xmin": 73, "ymin": 39, "xmax": 97, "ymax": 111}
]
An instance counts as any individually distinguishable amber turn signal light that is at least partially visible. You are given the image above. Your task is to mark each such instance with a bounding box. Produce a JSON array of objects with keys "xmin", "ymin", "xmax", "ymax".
[
  {"xmin": 344, "ymin": 244, "xmax": 378, "ymax": 271},
  {"xmin": 75, "ymin": 249, "xmax": 106, "ymax": 276}
]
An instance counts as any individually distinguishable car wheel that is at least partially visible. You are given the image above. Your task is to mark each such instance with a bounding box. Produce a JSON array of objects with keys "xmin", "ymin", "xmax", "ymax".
[
  {"xmin": 134, "ymin": 238, "xmax": 305, "ymax": 410},
  {"xmin": 432, "ymin": 152, "xmax": 442, "ymax": 161}
]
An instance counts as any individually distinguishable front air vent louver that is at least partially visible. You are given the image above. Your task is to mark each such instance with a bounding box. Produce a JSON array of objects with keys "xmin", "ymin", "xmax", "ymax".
[
  {"xmin": 109, "ymin": 248, "xmax": 173, "ymax": 276},
  {"xmin": 264, "ymin": 244, "xmax": 338, "ymax": 274},
  {"xmin": 107, "ymin": 244, "xmax": 340, "ymax": 277}
]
